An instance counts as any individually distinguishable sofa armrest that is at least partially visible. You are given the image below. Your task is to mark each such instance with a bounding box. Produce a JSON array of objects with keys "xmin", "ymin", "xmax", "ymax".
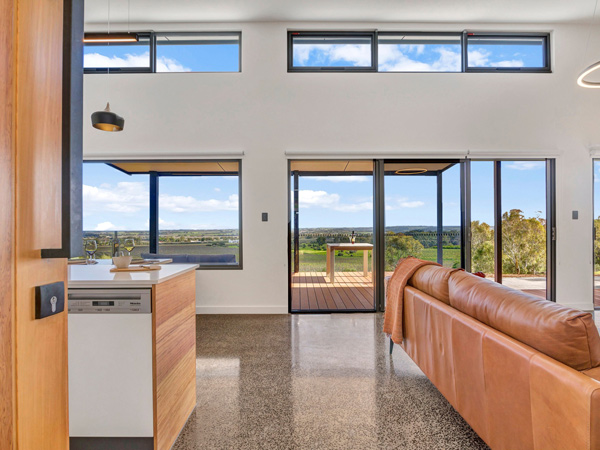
[{"xmin": 530, "ymin": 353, "xmax": 600, "ymax": 450}]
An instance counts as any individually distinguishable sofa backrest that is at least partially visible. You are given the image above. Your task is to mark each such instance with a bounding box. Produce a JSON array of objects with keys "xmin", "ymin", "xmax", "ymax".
[
  {"xmin": 448, "ymin": 270, "xmax": 600, "ymax": 371},
  {"xmin": 408, "ymin": 265, "xmax": 456, "ymax": 304}
]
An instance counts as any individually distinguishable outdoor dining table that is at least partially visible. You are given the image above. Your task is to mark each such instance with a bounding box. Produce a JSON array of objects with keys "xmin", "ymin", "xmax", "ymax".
[{"xmin": 325, "ymin": 243, "xmax": 373, "ymax": 284}]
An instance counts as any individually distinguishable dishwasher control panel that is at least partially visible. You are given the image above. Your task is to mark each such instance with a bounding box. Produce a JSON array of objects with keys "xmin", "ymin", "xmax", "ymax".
[{"xmin": 68, "ymin": 289, "xmax": 152, "ymax": 314}]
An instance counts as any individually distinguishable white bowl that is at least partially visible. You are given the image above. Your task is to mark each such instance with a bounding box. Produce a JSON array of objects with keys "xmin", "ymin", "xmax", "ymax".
[{"xmin": 112, "ymin": 255, "xmax": 132, "ymax": 269}]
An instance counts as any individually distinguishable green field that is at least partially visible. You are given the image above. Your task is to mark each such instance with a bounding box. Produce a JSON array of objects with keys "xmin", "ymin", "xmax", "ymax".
[{"xmin": 297, "ymin": 247, "xmax": 461, "ymax": 272}]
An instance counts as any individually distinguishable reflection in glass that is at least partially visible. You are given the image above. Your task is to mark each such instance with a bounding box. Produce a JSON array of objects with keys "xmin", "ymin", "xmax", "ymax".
[{"xmin": 83, "ymin": 36, "xmax": 152, "ymax": 69}]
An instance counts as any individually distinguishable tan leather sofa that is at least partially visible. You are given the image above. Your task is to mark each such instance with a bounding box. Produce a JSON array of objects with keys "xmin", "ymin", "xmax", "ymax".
[{"xmin": 396, "ymin": 265, "xmax": 600, "ymax": 450}]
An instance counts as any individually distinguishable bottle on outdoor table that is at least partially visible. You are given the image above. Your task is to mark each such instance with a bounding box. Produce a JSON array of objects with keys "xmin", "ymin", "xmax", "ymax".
[{"xmin": 351, "ymin": 230, "xmax": 356, "ymax": 244}]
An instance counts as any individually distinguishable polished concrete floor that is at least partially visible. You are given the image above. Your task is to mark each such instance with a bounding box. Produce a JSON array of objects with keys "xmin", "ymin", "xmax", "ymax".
[{"xmin": 172, "ymin": 314, "xmax": 489, "ymax": 450}]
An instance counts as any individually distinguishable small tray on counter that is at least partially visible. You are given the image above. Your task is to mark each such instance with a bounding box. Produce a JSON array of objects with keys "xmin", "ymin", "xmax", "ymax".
[
  {"xmin": 110, "ymin": 265, "xmax": 162, "ymax": 273},
  {"xmin": 130, "ymin": 258, "xmax": 173, "ymax": 265}
]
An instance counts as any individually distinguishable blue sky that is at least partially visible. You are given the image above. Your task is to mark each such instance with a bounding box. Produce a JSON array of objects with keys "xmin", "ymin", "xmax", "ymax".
[
  {"xmin": 84, "ymin": 41, "xmax": 239, "ymax": 72},
  {"xmin": 82, "ymin": 164, "xmax": 239, "ymax": 231},
  {"xmin": 296, "ymin": 161, "xmax": 546, "ymax": 229},
  {"xmin": 293, "ymin": 38, "xmax": 544, "ymax": 70},
  {"xmin": 83, "ymin": 161, "xmax": 546, "ymax": 231}
]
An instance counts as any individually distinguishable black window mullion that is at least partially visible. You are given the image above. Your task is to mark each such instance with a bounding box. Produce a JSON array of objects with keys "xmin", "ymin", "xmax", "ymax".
[
  {"xmin": 150, "ymin": 31, "xmax": 157, "ymax": 73},
  {"xmin": 546, "ymin": 159, "xmax": 556, "ymax": 302},
  {"xmin": 460, "ymin": 159, "xmax": 471, "ymax": 271},
  {"xmin": 494, "ymin": 161, "xmax": 502, "ymax": 284},
  {"xmin": 149, "ymin": 171, "xmax": 159, "ymax": 254}
]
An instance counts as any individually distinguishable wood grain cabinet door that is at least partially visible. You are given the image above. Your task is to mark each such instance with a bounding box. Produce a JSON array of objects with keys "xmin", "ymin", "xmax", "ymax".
[{"xmin": 2, "ymin": 0, "xmax": 70, "ymax": 448}]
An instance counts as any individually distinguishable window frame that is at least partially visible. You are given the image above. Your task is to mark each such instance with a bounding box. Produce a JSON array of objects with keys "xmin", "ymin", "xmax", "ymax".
[
  {"xmin": 84, "ymin": 31, "xmax": 242, "ymax": 74},
  {"xmin": 154, "ymin": 31, "xmax": 242, "ymax": 73},
  {"xmin": 287, "ymin": 30, "xmax": 552, "ymax": 74},
  {"xmin": 83, "ymin": 32, "xmax": 154, "ymax": 74},
  {"xmin": 83, "ymin": 159, "xmax": 243, "ymax": 270},
  {"xmin": 464, "ymin": 31, "xmax": 551, "ymax": 73},
  {"xmin": 287, "ymin": 30, "xmax": 377, "ymax": 72},
  {"xmin": 376, "ymin": 31, "xmax": 464, "ymax": 73}
]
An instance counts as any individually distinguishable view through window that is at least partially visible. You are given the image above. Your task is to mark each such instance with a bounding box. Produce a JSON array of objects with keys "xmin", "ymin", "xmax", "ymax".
[
  {"xmin": 289, "ymin": 159, "xmax": 554, "ymax": 312},
  {"xmin": 290, "ymin": 161, "xmax": 375, "ymax": 312},
  {"xmin": 470, "ymin": 160, "xmax": 547, "ymax": 297},
  {"xmin": 84, "ymin": 32, "xmax": 241, "ymax": 72},
  {"xmin": 82, "ymin": 161, "xmax": 241, "ymax": 267}
]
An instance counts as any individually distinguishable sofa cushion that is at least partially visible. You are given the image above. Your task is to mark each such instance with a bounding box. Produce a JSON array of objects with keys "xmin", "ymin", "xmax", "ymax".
[
  {"xmin": 408, "ymin": 265, "xmax": 457, "ymax": 305},
  {"xmin": 448, "ymin": 270, "xmax": 600, "ymax": 370}
]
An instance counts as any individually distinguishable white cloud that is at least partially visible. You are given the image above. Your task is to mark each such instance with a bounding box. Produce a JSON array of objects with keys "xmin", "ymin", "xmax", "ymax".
[
  {"xmin": 84, "ymin": 52, "xmax": 190, "ymax": 72},
  {"xmin": 299, "ymin": 190, "xmax": 340, "ymax": 208},
  {"xmin": 298, "ymin": 189, "xmax": 372, "ymax": 212},
  {"xmin": 467, "ymin": 49, "xmax": 524, "ymax": 68},
  {"xmin": 159, "ymin": 193, "xmax": 238, "ymax": 213},
  {"xmin": 83, "ymin": 182, "xmax": 147, "ymax": 214},
  {"xmin": 94, "ymin": 221, "xmax": 123, "ymax": 231},
  {"xmin": 84, "ymin": 182, "xmax": 238, "ymax": 216},
  {"xmin": 378, "ymin": 46, "xmax": 461, "ymax": 72},
  {"xmin": 214, "ymin": 187, "xmax": 221, "ymax": 192},
  {"xmin": 506, "ymin": 161, "xmax": 545, "ymax": 171},
  {"xmin": 385, "ymin": 197, "xmax": 426, "ymax": 210},
  {"xmin": 304, "ymin": 176, "xmax": 369, "ymax": 183},
  {"xmin": 293, "ymin": 44, "xmax": 371, "ymax": 67}
]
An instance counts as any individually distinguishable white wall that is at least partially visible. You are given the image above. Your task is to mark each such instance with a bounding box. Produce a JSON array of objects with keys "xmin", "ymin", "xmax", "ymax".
[{"xmin": 83, "ymin": 21, "xmax": 600, "ymax": 313}]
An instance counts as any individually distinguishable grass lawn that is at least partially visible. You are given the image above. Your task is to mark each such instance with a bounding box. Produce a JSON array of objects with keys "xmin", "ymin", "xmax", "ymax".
[{"xmin": 297, "ymin": 247, "xmax": 461, "ymax": 272}]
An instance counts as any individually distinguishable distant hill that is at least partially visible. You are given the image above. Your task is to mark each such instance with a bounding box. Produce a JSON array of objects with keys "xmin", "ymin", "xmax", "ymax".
[{"xmin": 299, "ymin": 225, "xmax": 461, "ymax": 234}]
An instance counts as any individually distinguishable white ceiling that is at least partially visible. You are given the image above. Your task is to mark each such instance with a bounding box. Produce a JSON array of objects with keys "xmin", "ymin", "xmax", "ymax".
[{"xmin": 84, "ymin": 0, "xmax": 599, "ymax": 25}]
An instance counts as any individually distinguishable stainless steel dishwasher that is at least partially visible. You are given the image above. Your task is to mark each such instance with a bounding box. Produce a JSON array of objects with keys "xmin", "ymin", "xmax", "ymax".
[{"xmin": 68, "ymin": 288, "xmax": 154, "ymax": 449}]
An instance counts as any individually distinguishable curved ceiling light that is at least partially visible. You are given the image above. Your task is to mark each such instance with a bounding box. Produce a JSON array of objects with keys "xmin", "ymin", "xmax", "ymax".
[
  {"xmin": 577, "ymin": 61, "xmax": 600, "ymax": 88},
  {"xmin": 578, "ymin": 0, "xmax": 600, "ymax": 88},
  {"xmin": 91, "ymin": 103, "xmax": 124, "ymax": 131},
  {"xmin": 395, "ymin": 168, "xmax": 428, "ymax": 175}
]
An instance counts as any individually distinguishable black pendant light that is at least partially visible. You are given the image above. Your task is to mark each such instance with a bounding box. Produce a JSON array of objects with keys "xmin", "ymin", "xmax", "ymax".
[
  {"xmin": 91, "ymin": 0, "xmax": 126, "ymax": 131},
  {"xmin": 91, "ymin": 102, "xmax": 124, "ymax": 131}
]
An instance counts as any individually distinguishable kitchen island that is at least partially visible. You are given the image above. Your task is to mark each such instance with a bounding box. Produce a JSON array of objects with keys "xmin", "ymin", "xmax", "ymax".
[{"xmin": 68, "ymin": 263, "xmax": 198, "ymax": 450}]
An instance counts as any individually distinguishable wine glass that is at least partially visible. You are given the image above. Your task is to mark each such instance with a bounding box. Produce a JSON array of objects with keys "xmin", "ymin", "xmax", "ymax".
[
  {"xmin": 85, "ymin": 240, "xmax": 98, "ymax": 264},
  {"xmin": 123, "ymin": 238, "xmax": 135, "ymax": 256}
]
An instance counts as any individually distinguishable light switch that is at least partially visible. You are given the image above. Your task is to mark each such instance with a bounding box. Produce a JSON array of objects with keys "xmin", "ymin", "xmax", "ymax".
[
  {"xmin": 262, "ymin": 212, "xmax": 268, "ymax": 222},
  {"xmin": 572, "ymin": 210, "xmax": 579, "ymax": 220}
]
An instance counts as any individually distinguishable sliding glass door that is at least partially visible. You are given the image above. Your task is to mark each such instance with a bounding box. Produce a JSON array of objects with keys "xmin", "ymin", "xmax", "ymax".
[
  {"xmin": 468, "ymin": 160, "xmax": 554, "ymax": 300},
  {"xmin": 288, "ymin": 158, "xmax": 556, "ymax": 312},
  {"xmin": 383, "ymin": 161, "xmax": 462, "ymax": 280},
  {"xmin": 289, "ymin": 161, "xmax": 375, "ymax": 312}
]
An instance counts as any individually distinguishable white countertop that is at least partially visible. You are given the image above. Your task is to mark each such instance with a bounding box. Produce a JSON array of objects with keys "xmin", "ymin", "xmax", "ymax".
[{"xmin": 68, "ymin": 263, "xmax": 199, "ymax": 288}]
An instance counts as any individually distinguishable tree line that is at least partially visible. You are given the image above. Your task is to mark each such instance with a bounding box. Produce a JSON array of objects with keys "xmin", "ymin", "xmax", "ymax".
[{"xmin": 385, "ymin": 209, "xmax": 546, "ymax": 275}]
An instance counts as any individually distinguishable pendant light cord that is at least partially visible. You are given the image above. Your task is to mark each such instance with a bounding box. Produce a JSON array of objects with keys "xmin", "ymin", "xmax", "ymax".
[
  {"xmin": 583, "ymin": 0, "xmax": 600, "ymax": 67},
  {"xmin": 106, "ymin": 0, "xmax": 109, "ymax": 98}
]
